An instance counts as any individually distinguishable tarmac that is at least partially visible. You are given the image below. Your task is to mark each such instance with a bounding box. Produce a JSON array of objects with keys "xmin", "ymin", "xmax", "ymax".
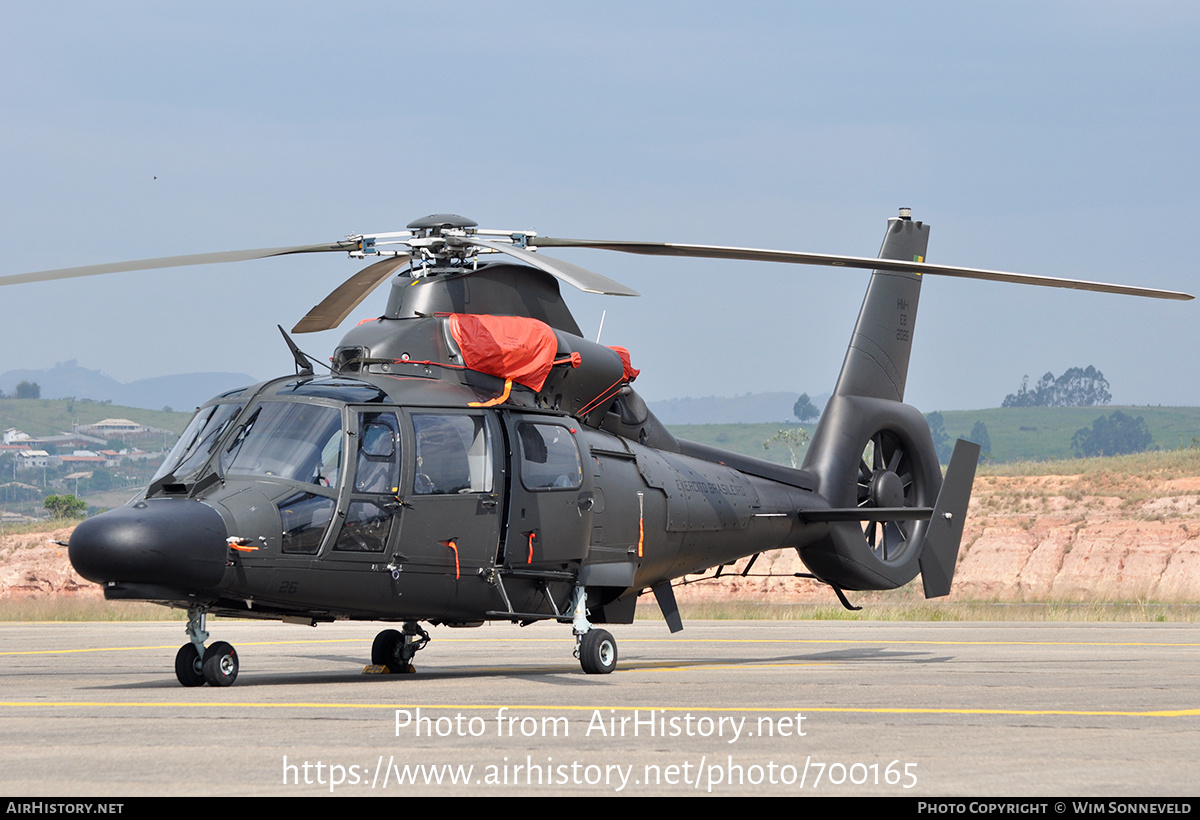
[{"xmin": 1, "ymin": 619, "xmax": 1197, "ymax": 796}]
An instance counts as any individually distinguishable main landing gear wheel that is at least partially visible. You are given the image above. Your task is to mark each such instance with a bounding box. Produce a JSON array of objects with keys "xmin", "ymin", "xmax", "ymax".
[
  {"xmin": 174, "ymin": 643, "xmax": 205, "ymax": 687},
  {"xmin": 372, "ymin": 623, "xmax": 428, "ymax": 673},
  {"xmin": 202, "ymin": 641, "xmax": 239, "ymax": 687},
  {"xmin": 578, "ymin": 629, "xmax": 617, "ymax": 675}
]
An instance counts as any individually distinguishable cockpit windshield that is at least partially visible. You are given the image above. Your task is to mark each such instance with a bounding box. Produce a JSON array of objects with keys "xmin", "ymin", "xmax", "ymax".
[
  {"xmin": 220, "ymin": 402, "xmax": 343, "ymax": 487},
  {"xmin": 152, "ymin": 402, "xmax": 244, "ymax": 484}
]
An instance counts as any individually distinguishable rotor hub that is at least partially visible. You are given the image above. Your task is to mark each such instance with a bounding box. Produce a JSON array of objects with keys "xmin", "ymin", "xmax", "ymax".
[
  {"xmin": 868, "ymin": 469, "xmax": 906, "ymax": 508},
  {"xmin": 406, "ymin": 213, "xmax": 478, "ymax": 234}
]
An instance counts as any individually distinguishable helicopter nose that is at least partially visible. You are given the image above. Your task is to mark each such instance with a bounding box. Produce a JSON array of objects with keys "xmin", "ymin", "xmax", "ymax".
[{"xmin": 69, "ymin": 498, "xmax": 229, "ymax": 591}]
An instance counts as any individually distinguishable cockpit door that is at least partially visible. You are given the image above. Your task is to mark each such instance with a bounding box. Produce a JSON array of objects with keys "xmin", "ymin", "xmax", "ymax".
[{"xmin": 322, "ymin": 409, "xmax": 403, "ymax": 561}]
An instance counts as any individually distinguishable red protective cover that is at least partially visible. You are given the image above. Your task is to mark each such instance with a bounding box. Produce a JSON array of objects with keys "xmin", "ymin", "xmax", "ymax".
[
  {"xmin": 607, "ymin": 345, "xmax": 640, "ymax": 382},
  {"xmin": 448, "ymin": 314, "xmax": 560, "ymax": 392}
]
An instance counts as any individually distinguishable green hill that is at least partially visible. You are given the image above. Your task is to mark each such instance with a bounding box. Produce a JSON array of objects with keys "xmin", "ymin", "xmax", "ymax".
[
  {"xmin": 5, "ymin": 397, "xmax": 1196, "ymax": 467},
  {"xmin": 937, "ymin": 406, "xmax": 1200, "ymax": 463},
  {"xmin": 667, "ymin": 406, "xmax": 1200, "ymax": 466},
  {"xmin": 0, "ymin": 398, "xmax": 192, "ymax": 439}
]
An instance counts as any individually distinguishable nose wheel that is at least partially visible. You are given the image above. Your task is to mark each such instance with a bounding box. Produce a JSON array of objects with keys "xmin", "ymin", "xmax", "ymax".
[
  {"xmin": 202, "ymin": 641, "xmax": 239, "ymax": 686},
  {"xmin": 174, "ymin": 643, "xmax": 205, "ymax": 687},
  {"xmin": 173, "ymin": 606, "xmax": 240, "ymax": 687}
]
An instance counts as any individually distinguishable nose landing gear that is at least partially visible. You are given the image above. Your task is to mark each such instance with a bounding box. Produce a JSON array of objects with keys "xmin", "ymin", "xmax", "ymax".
[{"xmin": 174, "ymin": 606, "xmax": 240, "ymax": 687}]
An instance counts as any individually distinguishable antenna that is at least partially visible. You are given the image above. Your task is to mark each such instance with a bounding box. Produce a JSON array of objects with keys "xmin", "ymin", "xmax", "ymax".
[{"xmin": 595, "ymin": 310, "xmax": 607, "ymax": 343}]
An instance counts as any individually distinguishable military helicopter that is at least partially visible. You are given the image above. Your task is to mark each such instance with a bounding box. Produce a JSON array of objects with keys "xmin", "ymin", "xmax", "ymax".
[{"xmin": 2, "ymin": 210, "xmax": 1189, "ymax": 686}]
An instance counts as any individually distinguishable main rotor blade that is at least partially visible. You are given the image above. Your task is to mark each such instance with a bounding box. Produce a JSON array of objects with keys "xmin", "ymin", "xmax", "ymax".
[
  {"xmin": 462, "ymin": 237, "xmax": 639, "ymax": 296},
  {"xmin": 534, "ymin": 238, "xmax": 1193, "ymax": 301},
  {"xmin": 291, "ymin": 254, "xmax": 411, "ymax": 333},
  {"xmin": 0, "ymin": 241, "xmax": 358, "ymax": 288}
]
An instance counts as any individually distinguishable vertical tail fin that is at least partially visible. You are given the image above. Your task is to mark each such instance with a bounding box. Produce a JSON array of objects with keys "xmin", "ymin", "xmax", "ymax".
[
  {"xmin": 799, "ymin": 212, "xmax": 941, "ymax": 591},
  {"xmin": 832, "ymin": 212, "xmax": 929, "ymax": 402}
]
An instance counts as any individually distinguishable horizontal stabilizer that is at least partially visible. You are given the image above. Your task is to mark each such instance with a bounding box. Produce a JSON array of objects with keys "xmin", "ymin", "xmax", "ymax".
[
  {"xmin": 800, "ymin": 507, "xmax": 933, "ymax": 522},
  {"xmin": 918, "ymin": 439, "xmax": 981, "ymax": 598}
]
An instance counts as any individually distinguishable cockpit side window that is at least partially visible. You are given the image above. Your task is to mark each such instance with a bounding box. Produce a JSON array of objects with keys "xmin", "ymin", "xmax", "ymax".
[
  {"xmin": 355, "ymin": 412, "xmax": 401, "ymax": 493},
  {"xmin": 279, "ymin": 491, "xmax": 335, "ymax": 554}
]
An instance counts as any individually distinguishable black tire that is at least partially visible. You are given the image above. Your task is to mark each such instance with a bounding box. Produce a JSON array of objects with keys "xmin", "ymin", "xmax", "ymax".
[
  {"xmin": 372, "ymin": 629, "xmax": 403, "ymax": 671},
  {"xmin": 579, "ymin": 629, "xmax": 617, "ymax": 675},
  {"xmin": 175, "ymin": 643, "xmax": 205, "ymax": 687},
  {"xmin": 202, "ymin": 641, "xmax": 239, "ymax": 687}
]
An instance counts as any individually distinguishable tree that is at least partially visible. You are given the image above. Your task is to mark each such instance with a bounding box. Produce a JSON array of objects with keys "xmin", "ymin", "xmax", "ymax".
[
  {"xmin": 793, "ymin": 393, "xmax": 819, "ymax": 423},
  {"xmin": 15, "ymin": 380, "xmax": 41, "ymax": 399},
  {"xmin": 1002, "ymin": 366, "xmax": 1110, "ymax": 407},
  {"xmin": 925, "ymin": 412, "xmax": 952, "ymax": 464},
  {"xmin": 1071, "ymin": 411, "xmax": 1152, "ymax": 458},
  {"xmin": 763, "ymin": 427, "xmax": 811, "ymax": 468},
  {"xmin": 44, "ymin": 494, "xmax": 87, "ymax": 519},
  {"xmin": 968, "ymin": 420, "xmax": 992, "ymax": 464},
  {"xmin": 1055, "ymin": 366, "xmax": 1112, "ymax": 406}
]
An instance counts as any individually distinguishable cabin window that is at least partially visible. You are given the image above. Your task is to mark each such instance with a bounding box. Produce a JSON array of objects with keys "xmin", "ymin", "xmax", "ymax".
[
  {"xmin": 518, "ymin": 423, "xmax": 582, "ymax": 491},
  {"xmin": 411, "ymin": 414, "xmax": 492, "ymax": 495}
]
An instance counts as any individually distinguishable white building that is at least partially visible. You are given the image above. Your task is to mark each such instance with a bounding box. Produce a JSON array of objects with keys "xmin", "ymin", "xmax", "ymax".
[{"xmin": 16, "ymin": 450, "xmax": 50, "ymax": 470}]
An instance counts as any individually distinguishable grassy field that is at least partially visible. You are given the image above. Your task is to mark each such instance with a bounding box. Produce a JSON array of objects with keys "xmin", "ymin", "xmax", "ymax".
[
  {"xmin": 0, "ymin": 597, "xmax": 185, "ymax": 621},
  {"xmin": 666, "ymin": 422, "xmax": 813, "ymax": 467},
  {"xmin": 668, "ymin": 405, "xmax": 1200, "ymax": 466},
  {"xmin": 664, "ymin": 601, "xmax": 1200, "ymax": 622},
  {"xmin": 939, "ymin": 405, "xmax": 1200, "ymax": 462},
  {"xmin": 4, "ymin": 596, "xmax": 1195, "ymax": 623},
  {"xmin": 0, "ymin": 397, "xmax": 192, "ymax": 438},
  {"xmin": 976, "ymin": 446, "xmax": 1200, "ymax": 480}
]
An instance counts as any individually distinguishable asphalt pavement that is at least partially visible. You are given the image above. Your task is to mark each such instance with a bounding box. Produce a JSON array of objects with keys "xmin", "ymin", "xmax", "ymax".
[{"xmin": 1, "ymin": 619, "xmax": 1197, "ymax": 796}]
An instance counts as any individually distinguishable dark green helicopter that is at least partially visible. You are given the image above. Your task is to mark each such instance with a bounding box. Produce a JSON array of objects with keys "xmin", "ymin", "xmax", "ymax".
[{"xmin": 3, "ymin": 210, "xmax": 1189, "ymax": 686}]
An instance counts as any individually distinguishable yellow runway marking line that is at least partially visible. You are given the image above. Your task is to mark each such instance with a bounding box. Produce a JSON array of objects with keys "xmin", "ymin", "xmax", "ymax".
[
  {"xmin": 0, "ymin": 701, "xmax": 1197, "ymax": 718},
  {"xmin": 3, "ymin": 635, "xmax": 1198, "ymax": 657},
  {"xmin": 0, "ymin": 639, "xmax": 375, "ymax": 656}
]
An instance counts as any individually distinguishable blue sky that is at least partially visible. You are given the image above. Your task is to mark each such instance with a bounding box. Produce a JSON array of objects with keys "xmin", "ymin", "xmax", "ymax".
[{"xmin": 2, "ymin": 2, "xmax": 1197, "ymax": 411}]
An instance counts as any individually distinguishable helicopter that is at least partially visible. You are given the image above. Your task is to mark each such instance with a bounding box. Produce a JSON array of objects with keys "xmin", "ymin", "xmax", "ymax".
[{"xmin": 2, "ymin": 210, "xmax": 1190, "ymax": 686}]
